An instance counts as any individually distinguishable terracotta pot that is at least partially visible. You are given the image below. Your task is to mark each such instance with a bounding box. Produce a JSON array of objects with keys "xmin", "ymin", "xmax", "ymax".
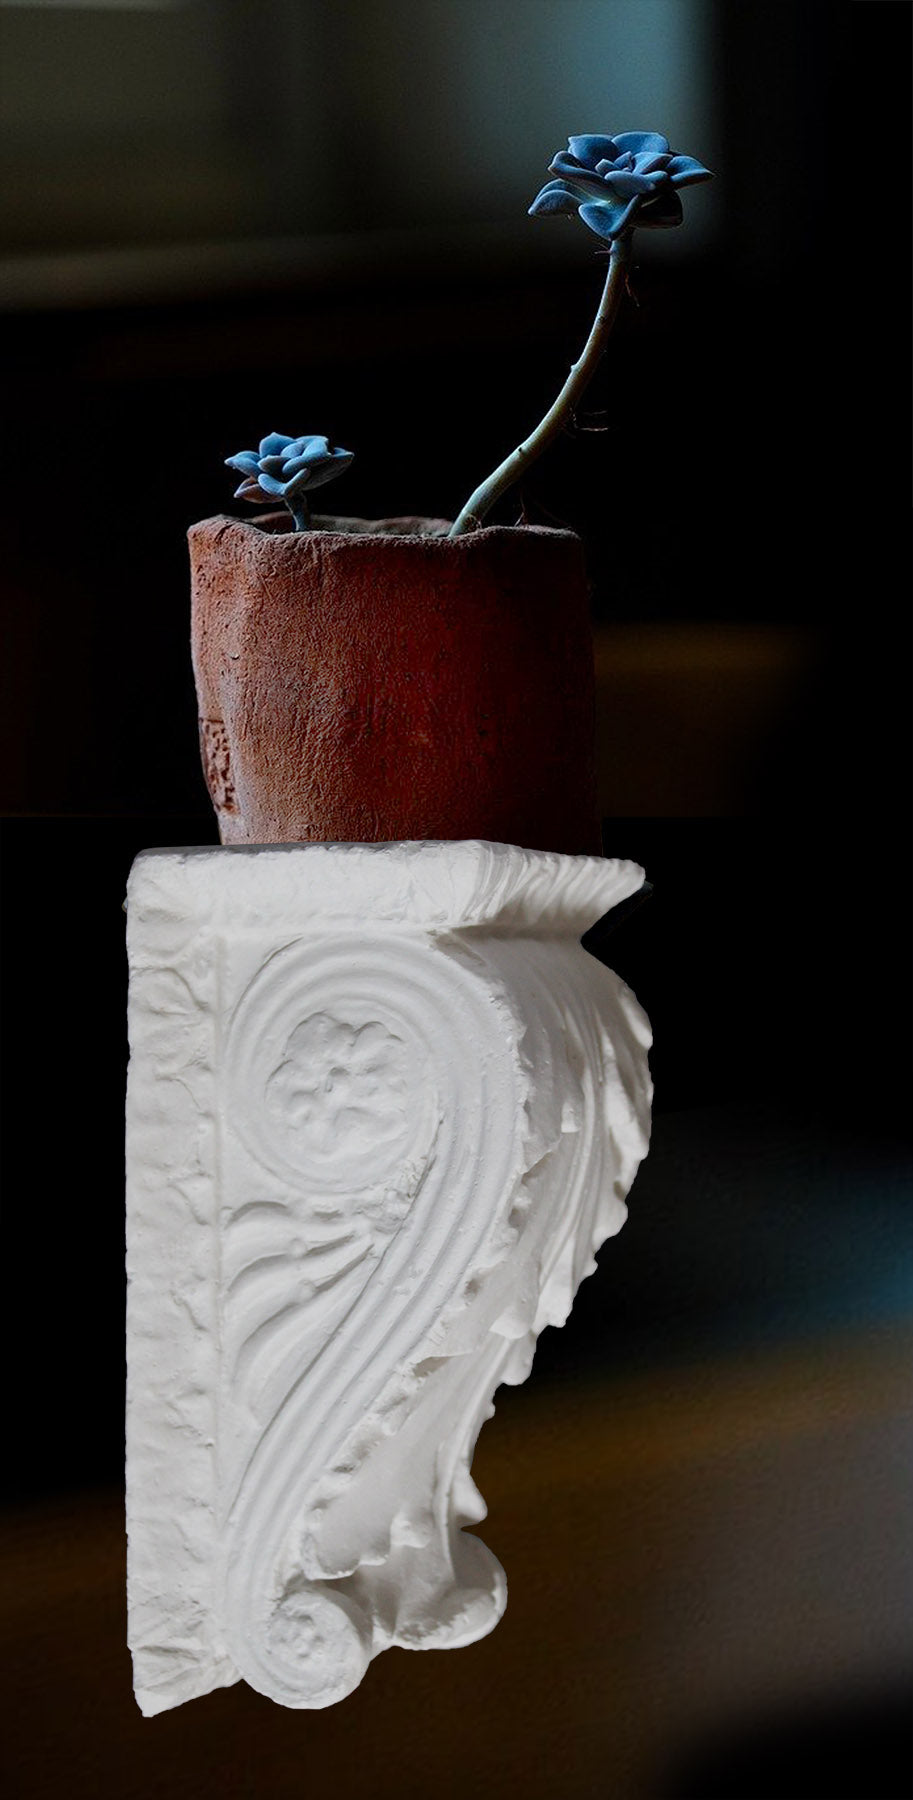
[{"xmin": 190, "ymin": 512, "xmax": 600, "ymax": 854}]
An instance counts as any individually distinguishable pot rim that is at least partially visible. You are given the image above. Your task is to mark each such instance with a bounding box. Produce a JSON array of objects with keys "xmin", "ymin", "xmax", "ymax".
[{"xmin": 190, "ymin": 511, "xmax": 583, "ymax": 550}]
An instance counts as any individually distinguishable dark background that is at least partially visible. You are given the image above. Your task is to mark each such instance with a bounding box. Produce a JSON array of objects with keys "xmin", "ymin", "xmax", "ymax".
[{"xmin": 1, "ymin": 4, "xmax": 910, "ymax": 1797}]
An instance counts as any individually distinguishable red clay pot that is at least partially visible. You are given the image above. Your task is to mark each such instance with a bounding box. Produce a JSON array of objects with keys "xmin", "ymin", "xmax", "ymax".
[{"xmin": 189, "ymin": 512, "xmax": 600, "ymax": 854}]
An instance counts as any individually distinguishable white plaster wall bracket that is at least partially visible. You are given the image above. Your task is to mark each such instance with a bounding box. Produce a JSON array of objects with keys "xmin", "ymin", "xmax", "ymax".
[{"xmin": 126, "ymin": 840, "xmax": 652, "ymax": 1716}]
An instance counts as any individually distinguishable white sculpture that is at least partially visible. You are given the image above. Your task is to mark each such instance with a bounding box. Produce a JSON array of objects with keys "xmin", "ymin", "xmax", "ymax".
[{"xmin": 126, "ymin": 840, "xmax": 651, "ymax": 1716}]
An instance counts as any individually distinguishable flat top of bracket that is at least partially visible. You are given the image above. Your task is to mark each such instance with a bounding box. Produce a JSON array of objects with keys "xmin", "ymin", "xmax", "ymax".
[{"xmin": 125, "ymin": 839, "xmax": 645, "ymax": 937}]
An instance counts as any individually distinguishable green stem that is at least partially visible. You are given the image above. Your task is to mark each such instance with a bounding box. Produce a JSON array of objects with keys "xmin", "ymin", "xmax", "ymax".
[
  {"xmin": 448, "ymin": 236, "xmax": 631, "ymax": 538},
  {"xmin": 288, "ymin": 495, "xmax": 311, "ymax": 532}
]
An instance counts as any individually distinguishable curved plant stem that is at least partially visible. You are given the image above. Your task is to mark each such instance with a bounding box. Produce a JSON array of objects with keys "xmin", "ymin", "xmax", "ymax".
[
  {"xmin": 288, "ymin": 496, "xmax": 311, "ymax": 532},
  {"xmin": 448, "ymin": 236, "xmax": 631, "ymax": 538}
]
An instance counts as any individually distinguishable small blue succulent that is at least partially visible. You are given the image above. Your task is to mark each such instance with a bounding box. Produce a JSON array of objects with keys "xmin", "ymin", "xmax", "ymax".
[
  {"xmin": 225, "ymin": 432, "xmax": 354, "ymax": 530},
  {"xmin": 529, "ymin": 131, "xmax": 712, "ymax": 242}
]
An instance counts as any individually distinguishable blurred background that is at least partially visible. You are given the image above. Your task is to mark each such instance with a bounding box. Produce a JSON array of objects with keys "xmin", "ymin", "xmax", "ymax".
[{"xmin": 0, "ymin": 3, "xmax": 910, "ymax": 1796}]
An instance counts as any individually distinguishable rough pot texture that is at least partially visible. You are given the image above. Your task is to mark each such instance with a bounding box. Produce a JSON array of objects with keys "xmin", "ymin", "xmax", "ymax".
[{"xmin": 190, "ymin": 513, "xmax": 600, "ymax": 853}]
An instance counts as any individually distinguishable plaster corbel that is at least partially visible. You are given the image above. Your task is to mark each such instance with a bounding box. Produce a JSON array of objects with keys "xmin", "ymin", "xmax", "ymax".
[{"xmin": 125, "ymin": 840, "xmax": 651, "ymax": 1714}]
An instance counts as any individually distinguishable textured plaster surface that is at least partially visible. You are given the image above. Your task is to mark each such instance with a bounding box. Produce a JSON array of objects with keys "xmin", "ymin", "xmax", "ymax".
[{"xmin": 125, "ymin": 841, "xmax": 651, "ymax": 1715}]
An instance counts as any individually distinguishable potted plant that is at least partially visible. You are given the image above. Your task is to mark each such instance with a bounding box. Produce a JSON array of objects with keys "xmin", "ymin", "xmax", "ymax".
[{"xmin": 190, "ymin": 131, "xmax": 711, "ymax": 851}]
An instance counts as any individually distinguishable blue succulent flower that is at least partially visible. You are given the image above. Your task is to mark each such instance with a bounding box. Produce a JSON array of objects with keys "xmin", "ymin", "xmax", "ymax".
[
  {"xmin": 225, "ymin": 432, "xmax": 354, "ymax": 526},
  {"xmin": 529, "ymin": 131, "xmax": 712, "ymax": 242}
]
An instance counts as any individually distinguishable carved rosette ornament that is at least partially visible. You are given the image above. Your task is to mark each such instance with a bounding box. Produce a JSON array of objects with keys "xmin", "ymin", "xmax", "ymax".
[{"xmin": 126, "ymin": 841, "xmax": 651, "ymax": 1715}]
